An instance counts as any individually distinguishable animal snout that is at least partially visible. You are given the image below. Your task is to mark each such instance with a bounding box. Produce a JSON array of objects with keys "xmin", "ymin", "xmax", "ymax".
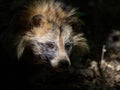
[{"xmin": 58, "ymin": 60, "xmax": 70, "ymax": 69}]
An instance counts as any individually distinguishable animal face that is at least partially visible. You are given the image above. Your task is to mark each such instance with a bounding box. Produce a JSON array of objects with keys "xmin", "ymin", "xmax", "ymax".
[
  {"xmin": 17, "ymin": 15, "xmax": 74, "ymax": 70},
  {"xmin": 13, "ymin": 0, "xmax": 88, "ymax": 70}
]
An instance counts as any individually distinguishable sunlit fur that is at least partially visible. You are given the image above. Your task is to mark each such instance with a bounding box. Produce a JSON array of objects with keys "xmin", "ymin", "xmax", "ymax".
[{"xmin": 0, "ymin": 0, "xmax": 88, "ymax": 66}]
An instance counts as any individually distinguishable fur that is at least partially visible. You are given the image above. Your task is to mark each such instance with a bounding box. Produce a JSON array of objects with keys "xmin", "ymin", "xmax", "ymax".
[{"xmin": 0, "ymin": 0, "xmax": 88, "ymax": 66}]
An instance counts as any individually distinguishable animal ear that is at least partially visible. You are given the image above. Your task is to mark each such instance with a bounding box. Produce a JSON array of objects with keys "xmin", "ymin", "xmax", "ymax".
[{"xmin": 32, "ymin": 14, "xmax": 42, "ymax": 27}]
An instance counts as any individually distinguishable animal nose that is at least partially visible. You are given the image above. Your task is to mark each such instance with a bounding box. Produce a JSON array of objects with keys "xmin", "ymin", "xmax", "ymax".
[{"xmin": 58, "ymin": 60, "xmax": 70, "ymax": 69}]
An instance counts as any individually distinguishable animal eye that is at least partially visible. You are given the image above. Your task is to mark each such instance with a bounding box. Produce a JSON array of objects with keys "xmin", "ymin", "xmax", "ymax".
[
  {"xmin": 46, "ymin": 42, "xmax": 55, "ymax": 49},
  {"xmin": 65, "ymin": 43, "xmax": 72, "ymax": 50}
]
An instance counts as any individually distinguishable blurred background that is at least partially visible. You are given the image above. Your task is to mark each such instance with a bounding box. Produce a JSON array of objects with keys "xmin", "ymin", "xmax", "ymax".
[
  {"xmin": 64, "ymin": 0, "xmax": 120, "ymax": 60},
  {"xmin": 0, "ymin": 0, "xmax": 120, "ymax": 89},
  {"xmin": 1, "ymin": 0, "xmax": 120, "ymax": 61}
]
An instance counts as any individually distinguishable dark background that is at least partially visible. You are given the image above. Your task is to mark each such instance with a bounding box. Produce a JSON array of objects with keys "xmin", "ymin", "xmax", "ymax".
[
  {"xmin": 0, "ymin": 0, "xmax": 120, "ymax": 89},
  {"xmin": 1, "ymin": 0, "xmax": 120, "ymax": 61},
  {"xmin": 64, "ymin": 0, "xmax": 120, "ymax": 60}
]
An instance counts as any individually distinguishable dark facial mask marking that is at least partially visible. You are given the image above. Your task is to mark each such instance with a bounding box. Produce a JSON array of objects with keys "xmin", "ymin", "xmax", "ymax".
[{"xmin": 38, "ymin": 42, "xmax": 57, "ymax": 61}]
